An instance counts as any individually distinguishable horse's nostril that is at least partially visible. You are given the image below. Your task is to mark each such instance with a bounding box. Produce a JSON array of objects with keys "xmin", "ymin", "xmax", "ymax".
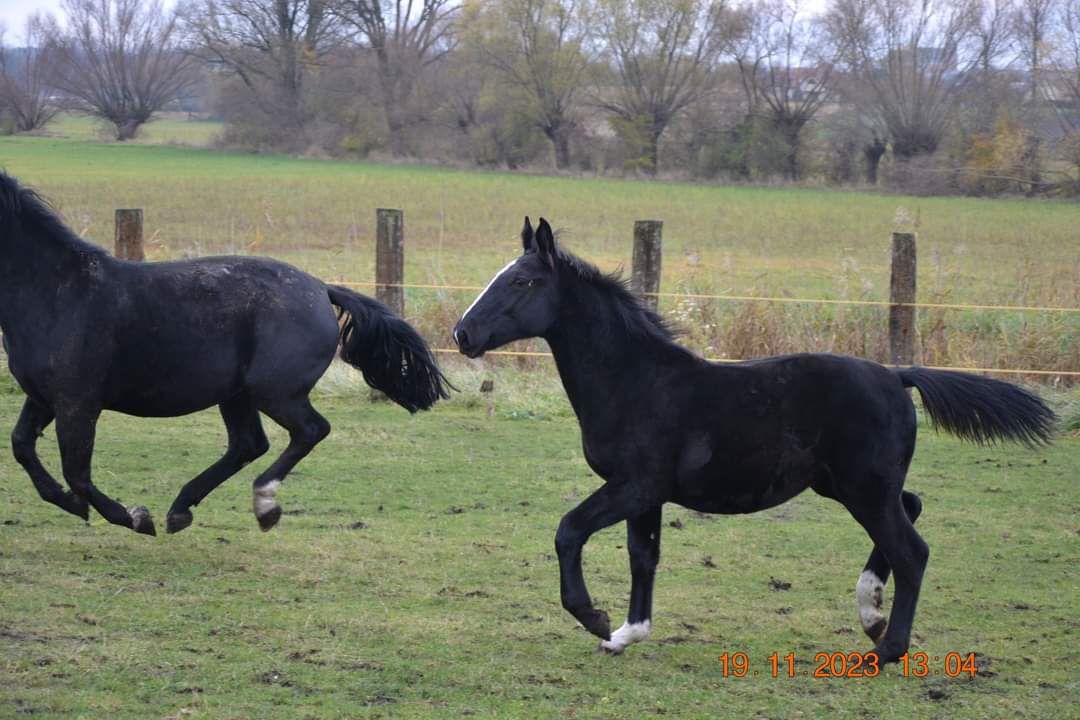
[{"xmin": 455, "ymin": 328, "xmax": 469, "ymax": 348}]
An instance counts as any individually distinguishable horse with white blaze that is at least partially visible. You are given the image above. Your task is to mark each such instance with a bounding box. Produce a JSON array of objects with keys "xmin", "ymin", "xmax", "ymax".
[
  {"xmin": 0, "ymin": 172, "xmax": 450, "ymax": 536},
  {"xmin": 452, "ymin": 217, "xmax": 1055, "ymax": 663}
]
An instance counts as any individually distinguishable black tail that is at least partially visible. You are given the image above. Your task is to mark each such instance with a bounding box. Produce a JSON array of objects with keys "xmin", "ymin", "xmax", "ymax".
[
  {"xmin": 897, "ymin": 367, "xmax": 1055, "ymax": 447},
  {"xmin": 327, "ymin": 286, "xmax": 451, "ymax": 413}
]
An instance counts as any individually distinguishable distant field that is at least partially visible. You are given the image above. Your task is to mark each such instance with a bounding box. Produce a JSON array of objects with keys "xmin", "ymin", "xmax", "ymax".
[
  {"xmin": 41, "ymin": 113, "xmax": 224, "ymax": 146},
  {"xmin": 0, "ymin": 128, "xmax": 1077, "ymax": 374}
]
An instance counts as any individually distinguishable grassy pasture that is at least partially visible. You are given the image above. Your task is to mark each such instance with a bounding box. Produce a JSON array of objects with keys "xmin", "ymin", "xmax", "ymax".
[
  {"xmin": 0, "ymin": 129, "xmax": 1077, "ymax": 717},
  {"xmin": 0, "ymin": 130, "xmax": 1078, "ymax": 373},
  {"xmin": 0, "ymin": 372, "xmax": 1077, "ymax": 719}
]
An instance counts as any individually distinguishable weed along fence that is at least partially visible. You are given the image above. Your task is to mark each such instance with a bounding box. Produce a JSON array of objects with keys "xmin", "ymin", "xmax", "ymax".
[{"xmin": 109, "ymin": 209, "xmax": 1080, "ymax": 381}]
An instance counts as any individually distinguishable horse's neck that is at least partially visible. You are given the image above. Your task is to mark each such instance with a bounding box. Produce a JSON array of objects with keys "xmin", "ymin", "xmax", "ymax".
[
  {"xmin": 0, "ymin": 222, "xmax": 101, "ymax": 336},
  {"xmin": 544, "ymin": 284, "xmax": 666, "ymax": 425}
]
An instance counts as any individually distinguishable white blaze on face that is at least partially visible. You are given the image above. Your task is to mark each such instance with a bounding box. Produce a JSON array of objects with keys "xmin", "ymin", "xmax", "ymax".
[
  {"xmin": 455, "ymin": 259, "xmax": 517, "ymax": 344},
  {"xmin": 856, "ymin": 570, "xmax": 886, "ymax": 637},
  {"xmin": 599, "ymin": 620, "xmax": 651, "ymax": 654},
  {"xmin": 253, "ymin": 479, "xmax": 282, "ymax": 517}
]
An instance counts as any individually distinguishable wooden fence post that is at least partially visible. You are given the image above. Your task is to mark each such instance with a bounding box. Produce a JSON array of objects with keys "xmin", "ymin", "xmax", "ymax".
[
  {"xmin": 375, "ymin": 208, "xmax": 405, "ymax": 317},
  {"xmin": 889, "ymin": 231, "xmax": 917, "ymax": 365},
  {"xmin": 631, "ymin": 220, "xmax": 663, "ymax": 311},
  {"xmin": 114, "ymin": 209, "xmax": 144, "ymax": 261}
]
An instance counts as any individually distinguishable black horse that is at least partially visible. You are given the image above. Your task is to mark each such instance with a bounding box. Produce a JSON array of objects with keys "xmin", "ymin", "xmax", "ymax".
[
  {"xmin": 0, "ymin": 172, "xmax": 449, "ymax": 536},
  {"xmin": 453, "ymin": 218, "xmax": 1055, "ymax": 663}
]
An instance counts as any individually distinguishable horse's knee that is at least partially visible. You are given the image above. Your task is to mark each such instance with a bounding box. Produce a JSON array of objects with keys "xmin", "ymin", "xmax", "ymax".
[{"xmin": 554, "ymin": 516, "xmax": 580, "ymax": 559}]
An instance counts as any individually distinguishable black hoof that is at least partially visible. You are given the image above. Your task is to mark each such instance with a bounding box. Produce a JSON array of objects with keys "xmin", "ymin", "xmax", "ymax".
[
  {"xmin": 864, "ymin": 618, "xmax": 887, "ymax": 643},
  {"xmin": 166, "ymin": 510, "xmax": 194, "ymax": 534},
  {"xmin": 129, "ymin": 506, "xmax": 157, "ymax": 537},
  {"xmin": 871, "ymin": 639, "xmax": 908, "ymax": 665},
  {"xmin": 256, "ymin": 505, "xmax": 282, "ymax": 532},
  {"xmin": 577, "ymin": 607, "xmax": 611, "ymax": 641}
]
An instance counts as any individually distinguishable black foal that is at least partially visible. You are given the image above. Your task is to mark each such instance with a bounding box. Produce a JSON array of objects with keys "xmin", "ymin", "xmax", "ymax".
[{"xmin": 453, "ymin": 218, "xmax": 1055, "ymax": 662}]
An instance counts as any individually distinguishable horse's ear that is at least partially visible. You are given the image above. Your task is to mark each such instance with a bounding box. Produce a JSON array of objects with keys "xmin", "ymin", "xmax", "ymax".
[
  {"xmin": 536, "ymin": 217, "xmax": 556, "ymax": 268},
  {"xmin": 521, "ymin": 216, "xmax": 535, "ymax": 253}
]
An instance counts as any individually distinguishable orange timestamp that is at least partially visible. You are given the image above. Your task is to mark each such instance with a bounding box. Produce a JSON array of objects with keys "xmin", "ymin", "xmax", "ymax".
[{"xmin": 718, "ymin": 651, "xmax": 979, "ymax": 679}]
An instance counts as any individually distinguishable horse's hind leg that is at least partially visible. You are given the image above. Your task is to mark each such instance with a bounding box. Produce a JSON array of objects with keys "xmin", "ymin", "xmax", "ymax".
[
  {"xmin": 55, "ymin": 409, "xmax": 156, "ymax": 536},
  {"xmin": 600, "ymin": 506, "xmax": 662, "ymax": 655},
  {"xmin": 166, "ymin": 394, "xmax": 269, "ymax": 534},
  {"xmin": 11, "ymin": 398, "xmax": 89, "ymax": 520},
  {"xmin": 849, "ymin": 493, "xmax": 929, "ymax": 663},
  {"xmin": 857, "ymin": 490, "xmax": 922, "ymax": 643},
  {"xmin": 249, "ymin": 396, "xmax": 330, "ymax": 531}
]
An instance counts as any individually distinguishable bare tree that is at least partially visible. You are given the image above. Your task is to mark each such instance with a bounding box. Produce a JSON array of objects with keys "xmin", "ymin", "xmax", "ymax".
[
  {"xmin": 965, "ymin": 0, "xmax": 1017, "ymax": 132},
  {"xmin": 467, "ymin": 0, "xmax": 593, "ymax": 169},
  {"xmin": 1050, "ymin": 0, "xmax": 1080, "ymax": 130},
  {"xmin": 181, "ymin": 0, "xmax": 336, "ymax": 139},
  {"xmin": 1014, "ymin": 0, "xmax": 1056, "ymax": 102},
  {"xmin": 43, "ymin": 0, "xmax": 196, "ymax": 140},
  {"xmin": 594, "ymin": 0, "xmax": 736, "ymax": 174},
  {"xmin": 0, "ymin": 18, "xmax": 59, "ymax": 133},
  {"xmin": 330, "ymin": 0, "xmax": 460, "ymax": 154},
  {"xmin": 732, "ymin": 0, "xmax": 841, "ymax": 180},
  {"xmin": 827, "ymin": 0, "xmax": 982, "ymax": 159}
]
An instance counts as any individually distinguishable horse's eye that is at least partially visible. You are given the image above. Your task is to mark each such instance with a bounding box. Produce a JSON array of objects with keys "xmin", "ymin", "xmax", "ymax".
[{"xmin": 511, "ymin": 277, "xmax": 529, "ymax": 287}]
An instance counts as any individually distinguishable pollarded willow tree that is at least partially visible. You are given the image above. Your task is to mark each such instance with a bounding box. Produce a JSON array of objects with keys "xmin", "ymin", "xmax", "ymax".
[
  {"xmin": 467, "ymin": 0, "xmax": 594, "ymax": 169},
  {"xmin": 43, "ymin": 0, "xmax": 197, "ymax": 140},
  {"xmin": 732, "ymin": 0, "xmax": 842, "ymax": 180},
  {"xmin": 594, "ymin": 0, "xmax": 738, "ymax": 174},
  {"xmin": 826, "ymin": 0, "xmax": 983, "ymax": 159}
]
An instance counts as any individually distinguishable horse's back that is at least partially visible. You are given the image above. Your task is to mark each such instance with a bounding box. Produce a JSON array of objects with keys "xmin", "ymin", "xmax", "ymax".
[{"xmin": 102, "ymin": 256, "xmax": 339, "ymax": 416}]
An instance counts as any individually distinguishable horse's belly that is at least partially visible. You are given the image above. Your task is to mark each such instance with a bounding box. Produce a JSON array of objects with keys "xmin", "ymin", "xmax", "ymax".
[
  {"xmin": 672, "ymin": 430, "xmax": 819, "ymax": 514},
  {"xmin": 103, "ymin": 349, "xmax": 242, "ymax": 417}
]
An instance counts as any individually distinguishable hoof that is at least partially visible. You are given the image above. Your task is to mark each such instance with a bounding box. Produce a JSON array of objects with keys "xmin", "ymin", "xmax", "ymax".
[
  {"xmin": 166, "ymin": 510, "xmax": 194, "ymax": 534},
  {"xmin": 865, "ymin": 618, "xmax": 887, "ymax": 644},
  {"xmin": 577, "ymin": 607, "xmax": 611, "ymax": 641},
  {"xmin": 129, "ymin": 506, "xmax": 157, "ymax": 537},
  {"xmin": 871, "ymin": 639, "xmax": 908, "ymax": 665},
  {"xmin": 256, "ymin": 505, "xmax": 282, "ymax": 532},
  {"xmin": 598, "ymin": 640, "xmax": 625, "ymax": 656}
]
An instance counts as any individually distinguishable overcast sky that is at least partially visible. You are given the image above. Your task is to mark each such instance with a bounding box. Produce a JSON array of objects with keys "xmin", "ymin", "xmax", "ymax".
[
  {"xmin": 0, "ymin": 0, "xmax": 833, "ymax": 41},
  {"xmin": 0, "ymin": 0, "xmax": 63, "ymax": 35}
]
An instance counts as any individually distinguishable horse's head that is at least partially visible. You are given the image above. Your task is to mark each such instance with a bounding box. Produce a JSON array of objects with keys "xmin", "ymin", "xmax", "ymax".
[{"xmin": 453, "ymin": 217, "xmax": 561, "ymax": 358}]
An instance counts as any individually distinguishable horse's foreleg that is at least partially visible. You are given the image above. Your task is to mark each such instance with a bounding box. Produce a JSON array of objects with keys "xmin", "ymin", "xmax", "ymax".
[
  {"xmin": 11, "ymin": 398, "xmax": 88, "ymax": 520},
  {"xmin": 166, "ymin": 396, "xmax": 269, "ymax": 534},
  {"xmin": 249, "ymin": 397, "xmax": 330, "ymax": 531},
  {"xmin": 555, "ymin": 482, "xmax": 659, "ymax": 644},
  {"xmin": 55, "ymin": 409, "xmax": 156, "ymax": 536},
  {"xmin": 600, "ymin": 505, "xmax": 662, "ymax": 655}
]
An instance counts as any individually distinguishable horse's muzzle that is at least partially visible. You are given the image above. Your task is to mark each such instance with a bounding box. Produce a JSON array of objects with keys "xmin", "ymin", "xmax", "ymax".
[{"xmin": 452, "ymin": 323, "xmax": 486, "ymax": 359}]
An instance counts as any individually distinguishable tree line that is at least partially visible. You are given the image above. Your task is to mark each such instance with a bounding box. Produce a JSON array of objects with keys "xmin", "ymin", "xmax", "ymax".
[{"xmin": 3, "ymin": 0, "xmax": 1080, "ymax": 196}]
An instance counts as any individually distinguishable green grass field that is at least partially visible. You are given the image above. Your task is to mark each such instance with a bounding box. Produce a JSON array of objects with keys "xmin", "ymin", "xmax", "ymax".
[
  {"xmin": 0, "ymin": 373, "xmax": 1077, "ymax": 719},
  {"xmin": 0, "ymin": 126, "xmax": 1078, "ymax": 718}
]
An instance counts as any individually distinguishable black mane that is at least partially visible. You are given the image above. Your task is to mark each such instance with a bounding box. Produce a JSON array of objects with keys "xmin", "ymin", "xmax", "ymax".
[
  {"xmin": 0, "ymin": 171, "xmax": 106, "ymax": 256},
  {"xmin": 554, "ymin": 247, "xmax": 680, "ymax": 345}
]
